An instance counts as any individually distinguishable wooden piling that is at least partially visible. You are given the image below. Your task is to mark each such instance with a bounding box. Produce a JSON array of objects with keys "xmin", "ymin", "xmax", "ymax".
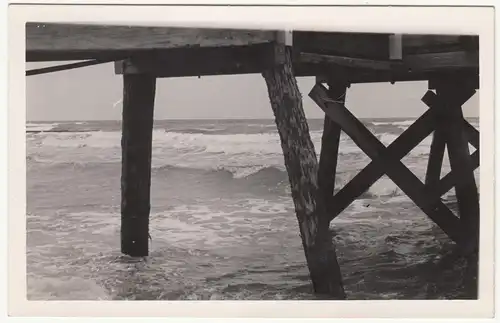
[
  {"xmin": 120, "ymin": 73, "xmax": 156, "ymax": 257},
  {"xmin": 262, "ymin": 47, "xmax": 345, "ymax": 299}
]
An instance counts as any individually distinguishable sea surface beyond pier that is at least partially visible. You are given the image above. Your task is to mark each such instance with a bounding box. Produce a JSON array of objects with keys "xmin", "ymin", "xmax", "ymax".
[{"xmin": 26, "ymin": 118, "xmax": 479, "ymax": 300}]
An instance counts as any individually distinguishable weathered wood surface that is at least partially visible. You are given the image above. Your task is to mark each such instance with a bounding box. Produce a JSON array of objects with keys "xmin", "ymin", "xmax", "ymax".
[
  {"xmin": 425, "ymin": 130, "xmax": 446, "ymax": 186},
  {"xmin": 26, "ymin": 23, "xmax": 275, "ymax": 61},
  {"xmin": 293, "ymin": 32, "xmax": 478, "ymax": 58},
  {"xmin": 26, "ymin": 23, "xmax": 275, "ymax": 57},
  {"xmin": 402, "ymin": 35, "xmax": 479, "ymax": 55},
  {"xmin": 262, "ymin": 47, "xmax": 345, "ymax": 299},
  {"xmin": 326, "ymin": 106, "xmax": 437, "ymax": 220},
  {"xmin": 293, "ymin": 31, "xmax": 391, "ymax": 60},
  {"xmin": 114, "ymin": 43, "xmax": 281, "ymax": 78},
  {"xmin": 422, "ymin": 90, "xmax": 479, "ymax": 202},
  {"xmin": 293, "ymin": 63, "xmax": 479, "ymax": 85},
  {"xmin": 26, "ymin": 24, "xmax": 479, "ymax": 74},
  {"xmin": 300, "ymin": 51, "xmax": 479, "ymax": 73},
  {"xmin": 317, "ymin": 82, "xmax": 347, "ymax": 201},
  {"xmin": 310, "ymin": 84, "xmax": 462, "ymax": 243},
  {"xmin": 121, "ymin": 73, "xmax": 156, "ymax": 257},
  {"xmin": 28, "ymin": 24, "xmax": 477, "ymax": 56}
]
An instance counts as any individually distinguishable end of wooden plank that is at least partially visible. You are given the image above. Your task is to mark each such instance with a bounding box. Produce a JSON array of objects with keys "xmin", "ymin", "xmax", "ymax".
[
  {"xmin": 276, "ymin": 30, "xmax": 293, "ymax": 46},
  {"xmin": 389, "ymin": 34, "xmax": 403, "ymax": 60},
  {"xmin": 114, "ymin": 60, "xmax": 125, "ymax": 75}
]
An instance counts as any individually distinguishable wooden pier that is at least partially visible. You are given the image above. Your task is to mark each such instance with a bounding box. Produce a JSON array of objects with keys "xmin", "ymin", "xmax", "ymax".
[{"xmin": 26, "ymin": 23, "xmax": 480, "ymax": 299}]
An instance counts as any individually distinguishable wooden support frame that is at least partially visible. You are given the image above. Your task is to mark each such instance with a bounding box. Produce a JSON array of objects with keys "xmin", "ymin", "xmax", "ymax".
[
  {"xmin": 326, "ymin": 105, "xmax": 438, "ymax": 218},
  {"xmin": 431, "ymin": 79, "xmax": 480, "ymax": 252},
  {"xmin": 120, "ymin": 73, "xmax": 156, "ymax": 257},
  {"xmin": 309, "ymin": 81, "xmax": 479, "ymax": 246},
  {"xmin": 310, "ymin": 83, "xmax": 469, "ymax": 243}
]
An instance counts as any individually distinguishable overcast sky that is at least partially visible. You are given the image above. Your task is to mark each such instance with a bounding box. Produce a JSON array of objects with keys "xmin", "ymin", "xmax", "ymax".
[{"xmin": 26, "ymin": 62, "xmax": 479, "ymax": 121}]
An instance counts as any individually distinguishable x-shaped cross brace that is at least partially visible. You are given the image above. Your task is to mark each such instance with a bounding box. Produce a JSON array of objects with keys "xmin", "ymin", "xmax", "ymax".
[{"xmin": 309, "ymin": 83, "xmax": 479, "ymax": 245}]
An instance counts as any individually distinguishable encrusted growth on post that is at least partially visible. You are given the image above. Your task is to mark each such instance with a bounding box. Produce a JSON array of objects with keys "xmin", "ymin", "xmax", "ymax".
[
  {"xmin": 121, "ymin": 73, "xmax": 156, "ymax": 257},
  {"xmin": 262, "ymin": 46, "xmax": 345, "ymax": 299}
]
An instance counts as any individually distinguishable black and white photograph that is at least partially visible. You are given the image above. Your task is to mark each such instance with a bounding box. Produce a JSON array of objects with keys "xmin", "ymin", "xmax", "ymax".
[{"xmin": 7, "ymin": 2, "xmax": 496, "ymax": 319}]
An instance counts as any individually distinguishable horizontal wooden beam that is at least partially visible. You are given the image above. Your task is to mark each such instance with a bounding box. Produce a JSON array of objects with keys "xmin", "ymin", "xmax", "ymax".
[
  {"xmin": 299, "ymin": 51, "xmax": 478, "ymax": 73},
  {"xmin": 26, "ymin": 23, "xmax": 276, "ymax": 61},
  {"xmin": 27, "ymin": 48, "xmax": 148, "ymax": 62},
  {"xmin": 300, "ymin": 52, "xmax": 393, "ymax": 71},
  {"xmin": 114, "ymin": 43, "xmax": 282, "ymax": 77},
  {"xmin": 403, "ymin": 51, "xmax": 479, "ymax": 72},
  {"xmin": 27, "ymin": 24, "xmax": 478, "ymax": 62},
  {"xmin": 428, "ymin": 72, "xmax": 480, "ymax": 90},
  {"xmin": 402, "ymin": 35, "xmax": 479, "ymax": 55},
  {"xmin": 294, "ymin": 63, "xmax": 478, "ymax": 85},
  {"xmin": 26, "ymin": 59, "xmax": 116, "ymax": 76},
  {"xmin": 293, "ymin": 31, "xmax": 391, "ymax": 60}
]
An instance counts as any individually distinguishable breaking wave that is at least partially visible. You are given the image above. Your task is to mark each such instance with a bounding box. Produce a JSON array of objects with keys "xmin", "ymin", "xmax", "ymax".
[{"xmin": 26, "ymin": 128, "xmax": 448, "ymax": 198}]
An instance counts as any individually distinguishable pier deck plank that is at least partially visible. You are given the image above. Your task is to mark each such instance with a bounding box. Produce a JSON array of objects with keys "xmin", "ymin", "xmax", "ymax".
[{"xmin": 26, "ymin": 24, "xmax": 479, "ymax": 84}]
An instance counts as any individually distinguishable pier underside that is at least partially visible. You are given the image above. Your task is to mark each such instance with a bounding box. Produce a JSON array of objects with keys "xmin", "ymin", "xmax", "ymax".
[{"xmin": 26, "ymin": 23, "xmax": 480, "ymax": 299}]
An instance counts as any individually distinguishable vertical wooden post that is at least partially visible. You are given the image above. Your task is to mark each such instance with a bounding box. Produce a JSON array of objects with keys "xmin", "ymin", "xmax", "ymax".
[
  {"xmin": 121, "ymin": 73, "xmax": 156, "ymax": 257},
  {"xmin": 318, "ymin": 81, "xmax": 347, "ymax": 200},
  {"xmin": 425, "ymin": 129, "xmax": 446, "ymax": 186},
  {"xmin": 262, "ymin": 46, "xmax": 345, "ymax": 299},
  {"xmin": 434, "ymin": 79, "xmax": 479, "ymax": 253}
]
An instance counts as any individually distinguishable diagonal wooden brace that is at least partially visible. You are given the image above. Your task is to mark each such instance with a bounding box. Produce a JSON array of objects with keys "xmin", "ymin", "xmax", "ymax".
[
  {"xmin": 318, "ymin": 82, "xmax": 347, "ymax": 200},
  {"xmin": 326, "ymin": 104, "xmax": 437, "ymax": 218},
  {"xmin": 425, "ymin": 126, "xmax": 446, "ymax": 187},
  {"xmin": 318, "ymin": 89, "xmax": 476, "ymax": 222},
  {"xmin": 310, "ymin": 83, "xmax": 463, "ymax": 243}
]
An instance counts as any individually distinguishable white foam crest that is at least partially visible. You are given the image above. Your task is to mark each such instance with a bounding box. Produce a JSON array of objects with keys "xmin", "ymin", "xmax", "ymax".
[
  {"xmin": 223, "ymin": 165, "xmax": 283, "ymax": 178},
  {"xmin": 40, "ymin": 131, "xmax": 120, "ymax": 148},
  {"xmin": 243, "ymin": 198, "xmax": 291, "ymax": 214},
  {"xmin": 372, "ymin": 120, "xmax": 416, "ymax": 126},
  {"xmin": 369, "ymin": 177, "xmax": 401, "ymax": 197},
  {"xmin": 155, "ymin": 131, "xmax": 282, "ymax": 155},
  {"xmin": 377, "ymin": 133, "xmax": 399, "ymax": 146},
  {"xmin": 27, "ymin": 276, "xmax": 110, "ymax": 300},
  {"xmin": 30, "ymin": 127, "xmax": 420, "ymax": 179},
  {"xmin": 26, "ymin": 122, "xmax": 59, "ymax": 132}
]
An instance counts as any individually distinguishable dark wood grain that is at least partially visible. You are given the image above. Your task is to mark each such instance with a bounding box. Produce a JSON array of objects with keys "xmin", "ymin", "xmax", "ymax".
[
  {"xmin": 120, "ymin": 74, "xmax": 156, "ymax": 257},
  {"xmin": 262, "ymin": 49, "xmax": 345, "ymax": 299}
]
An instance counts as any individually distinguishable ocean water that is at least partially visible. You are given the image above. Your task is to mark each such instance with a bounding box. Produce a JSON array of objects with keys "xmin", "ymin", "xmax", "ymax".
[{"xmin": 26, "ymin": 118, "xmax": 480, "ymax": 300}]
